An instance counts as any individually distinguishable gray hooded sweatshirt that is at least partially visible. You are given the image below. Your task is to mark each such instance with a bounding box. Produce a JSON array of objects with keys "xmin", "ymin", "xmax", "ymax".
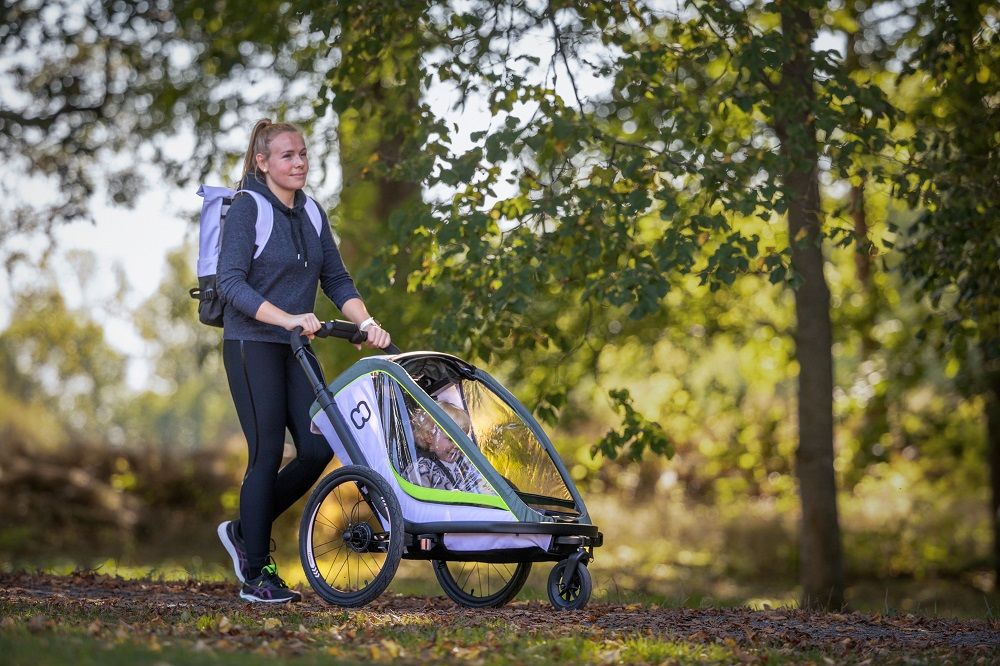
[{"xmin": 217, "ymin": 175, "xmax": 361, "ymax": 344}]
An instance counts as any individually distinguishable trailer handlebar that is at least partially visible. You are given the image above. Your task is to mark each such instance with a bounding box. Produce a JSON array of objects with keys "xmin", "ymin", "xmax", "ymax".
[{"xmin": 290, "ymin": 320, "xmax": 401, "ymax": 355}]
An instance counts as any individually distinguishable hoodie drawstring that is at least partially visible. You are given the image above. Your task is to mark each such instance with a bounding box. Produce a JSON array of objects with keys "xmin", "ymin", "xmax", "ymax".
[{"xmin": 289, "ymin": 209, "xmax": 308, "ymax": 268}]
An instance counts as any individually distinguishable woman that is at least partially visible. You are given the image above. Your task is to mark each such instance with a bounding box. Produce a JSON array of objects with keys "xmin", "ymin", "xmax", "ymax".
[{"xmin": 216, "ymin": 119, "xmax": 391, "ymax": 603}]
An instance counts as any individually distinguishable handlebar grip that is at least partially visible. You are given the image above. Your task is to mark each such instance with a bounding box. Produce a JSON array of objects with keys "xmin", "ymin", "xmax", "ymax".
[
  {"xmin": 316, "ymin": 320, "xmax": 366, "ymax": 344},
  {"xmin": 293, "ymin": 320, "xmax": 400, "ymax": 354}
]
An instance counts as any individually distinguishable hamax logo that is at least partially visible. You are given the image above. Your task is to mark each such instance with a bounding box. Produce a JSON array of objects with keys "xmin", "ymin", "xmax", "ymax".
[{"xmin": 350, "ymin": 401, "xmax": 372, "ymax": 429}]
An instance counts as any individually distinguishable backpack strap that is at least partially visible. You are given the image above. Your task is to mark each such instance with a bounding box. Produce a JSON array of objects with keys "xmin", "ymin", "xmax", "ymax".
[
  {"xmin": 303, "ymin": 196, "xmax": 323, "ymax": 237},
  {"xmin": 207, "ymin": 188, "xmax": 321, "ymax": 264},
  {"xmin": 235, "ymin": 190, "xmax": 274, "ymax": 260}
]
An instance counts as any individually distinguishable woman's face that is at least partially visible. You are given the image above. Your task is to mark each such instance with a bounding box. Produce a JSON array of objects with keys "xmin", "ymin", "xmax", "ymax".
[{"xmin": 257, "ymin": 131, "xmax": 308, "ymax": 196}]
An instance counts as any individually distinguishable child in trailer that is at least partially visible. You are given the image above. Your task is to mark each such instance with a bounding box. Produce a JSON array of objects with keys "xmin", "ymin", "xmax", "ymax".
[{"xmin": 405, "ymin": 402, "xmax": 494, "ymax": 495}]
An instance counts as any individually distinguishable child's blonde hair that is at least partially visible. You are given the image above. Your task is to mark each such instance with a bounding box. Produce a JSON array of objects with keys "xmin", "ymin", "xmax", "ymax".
[{"xmin": 412, "ymin": 402, "xmax": 471, "ymax": 450}]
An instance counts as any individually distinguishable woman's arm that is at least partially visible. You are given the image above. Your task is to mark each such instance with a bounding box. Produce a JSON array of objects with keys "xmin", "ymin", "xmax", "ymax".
[{"xmin": 254, "ymin": 301, "xmax": 322, "ymax": 336}]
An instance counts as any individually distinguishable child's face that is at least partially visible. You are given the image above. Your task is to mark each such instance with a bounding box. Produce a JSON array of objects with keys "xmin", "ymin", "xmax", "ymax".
[{"xmin": 427, "ymin": 426, "xmax": 460, "ymax": 463}]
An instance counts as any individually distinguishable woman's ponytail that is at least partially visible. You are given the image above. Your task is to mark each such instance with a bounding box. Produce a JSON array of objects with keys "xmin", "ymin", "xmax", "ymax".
[{"xmin": 238, "ymin": 118, "xmax": 302, "ymax": 187}]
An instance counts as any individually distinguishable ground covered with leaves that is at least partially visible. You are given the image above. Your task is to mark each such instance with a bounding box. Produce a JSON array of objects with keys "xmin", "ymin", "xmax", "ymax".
[{"xmin": 0, "ymin": 571, "xmax": 996, "ymax": 664}]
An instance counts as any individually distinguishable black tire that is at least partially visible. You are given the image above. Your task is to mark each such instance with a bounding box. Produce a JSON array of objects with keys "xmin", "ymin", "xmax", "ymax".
[
  {"xmin": 433, "ymin": 559, "xmax": 532, "ymax": 608},
  {"xmin": 547, "ymin": 559, "xmax": 592, "ymax": 611},
  {"xmin": 299, "ymin": 465, "xmax": 404, "ymax": 607}
]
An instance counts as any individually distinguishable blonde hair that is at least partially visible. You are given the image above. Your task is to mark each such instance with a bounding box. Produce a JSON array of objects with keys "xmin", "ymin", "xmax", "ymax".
[
  {"xmin": 239, "ymin": 118, "xmax": 302, "ymax": 184},
  {"xmin": 412, "ymin": 402, "xmax": 471, "ymax": 450}
]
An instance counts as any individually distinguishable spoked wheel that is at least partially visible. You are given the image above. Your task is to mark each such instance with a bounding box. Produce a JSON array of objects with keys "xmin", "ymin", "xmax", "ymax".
[
  {"xmin": 299, "ymin": 465, "xmax": 404, "ymax": 607},
  {"xmin": 433, "ymin": 559, "xmax": 531, "ymax": 608},
  {"xmin": 547, "ymin": 559, "xmax": 592, "ymax": 610}
]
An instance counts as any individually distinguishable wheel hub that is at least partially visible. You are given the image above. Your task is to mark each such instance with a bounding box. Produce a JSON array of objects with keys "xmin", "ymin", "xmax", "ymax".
[{"xmin": 343, "ymin": 522, "xmax": 374, "ymax": 553}]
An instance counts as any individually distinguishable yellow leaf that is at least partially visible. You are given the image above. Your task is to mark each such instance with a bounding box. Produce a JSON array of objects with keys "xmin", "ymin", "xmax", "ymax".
[
  {"xmin": 452, "ymin": 646, "xmax": 484, "ymax": 658},
  {"xmin": 263, "ymin": 618, "xmax": 282, "ymax": 631},
  {"xmin": 381, "ymin": 639, "xmax": 404, "ymax": 658},
  {"xmin": 217, "ymin": 616, "xmax": 232, "ymax": 634}
]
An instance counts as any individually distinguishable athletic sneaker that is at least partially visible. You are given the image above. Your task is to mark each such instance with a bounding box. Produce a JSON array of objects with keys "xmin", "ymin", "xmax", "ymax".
[
  {"xmin": 240, "ymin": 561, "xmax": 302, "ymax": 603},
  {"xmin": 217, "ymin": 520, "xmax": 249, "ymax": 583}
]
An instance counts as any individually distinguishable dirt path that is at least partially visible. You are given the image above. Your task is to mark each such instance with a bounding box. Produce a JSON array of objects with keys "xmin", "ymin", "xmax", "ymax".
[{"xmin": 1, "ymin": 572, "xmax": 997, "ymax": 662}]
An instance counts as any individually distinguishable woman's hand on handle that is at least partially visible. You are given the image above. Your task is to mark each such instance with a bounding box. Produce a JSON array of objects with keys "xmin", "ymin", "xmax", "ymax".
[
  {"xmin": 253, "ymin": 301, "xmax": 322, "ymax": 339},
  {"xmin": 362, "ymin": 323, "xmax": 391, "ymax": 350},
  {"xmin": 285, "ymin": 312, "xmax": 322, "ymax": 339},
  {"xmin": 339, "ymin": 298, "xmax": 391, "ymax": 350}
]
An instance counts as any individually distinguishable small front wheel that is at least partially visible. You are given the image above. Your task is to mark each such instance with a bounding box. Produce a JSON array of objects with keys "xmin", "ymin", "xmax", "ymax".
[
  {"xmin": 299, "ymin": 465, "xmax": 404, "ymax": 607},
  {"xmin": 547, "ymin": 559, "xmax": 592, "ymax": 611}
]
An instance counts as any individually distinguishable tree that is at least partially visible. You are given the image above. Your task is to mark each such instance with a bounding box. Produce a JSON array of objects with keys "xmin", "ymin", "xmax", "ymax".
[
  {"xmin": 895, "ymin": 1, "xmax": 1000, "ymax": 583},
  {"xmin": 324, "ymin": 0, "xmax": 906, "ymax": 607},
  {"xmin": 772, "ymin": 0, "xmax": 843, "ymax": 609},
  {"xmin": 0, "ymin": 279, "xmax": 125, "ymax": 439},
  {"xmin": 122, "ymin": 246, "xmax": 238, "ymax": 452},
  {"xmin": 0, "ymin": 0, "xmax": 332, "ymax": 265},
  {"xmin": 5, "ymin": 0, "xmax": 945, "ymax": 606},
  {"xmin": 305, "ymin": 2, "xmax": 442, "ymax": 368}
]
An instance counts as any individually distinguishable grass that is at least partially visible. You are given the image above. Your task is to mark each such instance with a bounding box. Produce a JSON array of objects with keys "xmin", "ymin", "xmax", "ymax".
[
  {"xmin": 2, "ymin": 567, "xmax": 995, "ymax": 665},
  {"xmin": 0, "ymin": 613, "xmax": 846, "ymax": 666}
]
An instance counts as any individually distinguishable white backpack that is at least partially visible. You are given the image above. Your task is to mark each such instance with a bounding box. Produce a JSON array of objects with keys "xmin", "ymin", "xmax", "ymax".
[{"xmin": 189, "ymin": 185, "xmax": 323, "ymax": 327}]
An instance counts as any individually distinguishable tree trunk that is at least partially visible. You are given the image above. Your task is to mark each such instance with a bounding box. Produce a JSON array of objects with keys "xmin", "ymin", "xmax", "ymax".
[
  {"xmin": 336, "ymin": 101, "xmax": 419, "ymax": 267},
  {"xmin": 775, "ymin": 1, "xmax": 845, "ymax": 610},
  {"xmin": 985, "ymin": 342, "xmax": 1000, "ymax": 589},
  {"xmin": 844, "ymin": 19, "xmax": 871, "ymax": 290},
  {"xmin": 950, "ymin": 3, "xmax": 1000, "ymax": 592}
]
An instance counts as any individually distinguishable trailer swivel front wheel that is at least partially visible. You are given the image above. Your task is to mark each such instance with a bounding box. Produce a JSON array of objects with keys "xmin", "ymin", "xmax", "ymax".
[{"xmin": 547, "ymin": 558, "xmax": 592, "ymax": 610}]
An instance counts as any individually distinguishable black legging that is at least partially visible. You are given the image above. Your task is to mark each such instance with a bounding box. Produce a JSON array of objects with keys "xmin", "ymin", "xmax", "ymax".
[{"xmin": 223, "ymin": 339, "xmax": 333, "ymax": 574}]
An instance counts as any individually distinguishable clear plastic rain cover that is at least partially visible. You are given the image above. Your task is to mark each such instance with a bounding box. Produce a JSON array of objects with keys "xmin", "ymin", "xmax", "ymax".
[{"xmin": 310, "ymin": 362, "xmax": 567, "ymax": 552}]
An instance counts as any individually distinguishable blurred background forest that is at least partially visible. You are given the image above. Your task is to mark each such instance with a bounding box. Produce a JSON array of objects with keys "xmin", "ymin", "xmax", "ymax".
[{"xmin": 1, "ymin": 1, "xmax": 997, "ymax": 616}]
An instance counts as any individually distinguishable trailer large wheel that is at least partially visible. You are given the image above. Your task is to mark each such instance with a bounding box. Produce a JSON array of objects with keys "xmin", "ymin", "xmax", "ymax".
[
  {"xmin": 547, "ymin": 559, "xmax": 592, "ymax": 610},
  {"xmin": 299, "ymin": 465, "xmax": 404, "ymax": 607},
  {"xmin": 433, "ymin": 559, "xmax": 531, "ymax": 608}
]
